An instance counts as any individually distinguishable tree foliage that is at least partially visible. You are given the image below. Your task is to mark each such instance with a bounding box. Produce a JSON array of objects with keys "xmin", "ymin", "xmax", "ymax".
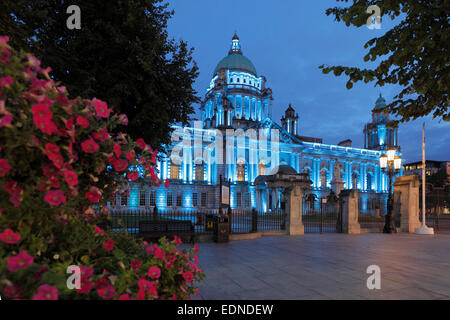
[
  {"xmin": 0, "ymin": 0, "xmax": 200, "ymax": 150},
  {"xmin": 319, "ymin": 0, "xmax": 449, "ymax": 123}
]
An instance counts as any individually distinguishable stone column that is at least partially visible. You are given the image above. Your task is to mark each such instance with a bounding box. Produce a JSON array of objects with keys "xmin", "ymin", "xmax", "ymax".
[
  {"xmin": 285, "ymin": 185, "xmax": 304, "ymax": 236},
  {"xmin": 393, "ymin": 175, "xmax": 421, "ymax": 233},
  {"xmin": 339, "ymin": 189, "xmax": 360, "ymax": 234}
]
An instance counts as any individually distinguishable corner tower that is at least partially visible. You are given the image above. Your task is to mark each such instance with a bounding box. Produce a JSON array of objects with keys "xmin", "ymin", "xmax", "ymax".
[{"xmin": 364, "ymin": 94, "xmax": 399, "ymax": 151}]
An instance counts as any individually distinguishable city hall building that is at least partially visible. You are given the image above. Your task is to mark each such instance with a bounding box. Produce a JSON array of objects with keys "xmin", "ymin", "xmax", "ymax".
[{"xmin": 111, "ymin": 34, "xmax": 401, "ymax": 214}]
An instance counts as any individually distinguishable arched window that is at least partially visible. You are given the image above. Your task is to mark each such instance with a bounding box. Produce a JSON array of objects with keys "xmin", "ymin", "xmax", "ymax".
[
  {"xmin": 237, "ymin": 160, "xmax": 246, "ymax": 182},
  {"xmin": 258, "ymin": 162, "xmax": 266, "ymax": 176},
  {"xmin": 170, "ymin": 160, "xmax": 180, "ymax": 180},
  {"xmin": 195, "ymin": 163, "xmax": 204, "ymax": 181}
]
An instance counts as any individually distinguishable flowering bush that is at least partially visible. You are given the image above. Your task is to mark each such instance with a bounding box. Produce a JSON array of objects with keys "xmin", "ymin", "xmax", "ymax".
[{"xmin": 0, "ymin": 36, "xmax": 204, "ymax": 300}]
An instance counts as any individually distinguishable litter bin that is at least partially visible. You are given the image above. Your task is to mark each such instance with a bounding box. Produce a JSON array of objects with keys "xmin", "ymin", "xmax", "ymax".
[
  {"xmin": 214, "ymin": 215, "xmax": 229, "ymax": 243},
  {"xmin": 205, "ymin": 214, "xmax": 215, "ymax": 232}
]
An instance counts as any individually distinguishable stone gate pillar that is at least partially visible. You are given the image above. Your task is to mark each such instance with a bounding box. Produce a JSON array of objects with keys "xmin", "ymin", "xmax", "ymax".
[
  {"xmin": 285, "ymin": 186, "xmax": 305, "ymax": 236},
  {"xmin": 393, "ymin": 175, "xmax": 421, "ymax": 233},
  {"xmin": 339, "ymin": 189, "xmax": 360, "ymax": 234}
]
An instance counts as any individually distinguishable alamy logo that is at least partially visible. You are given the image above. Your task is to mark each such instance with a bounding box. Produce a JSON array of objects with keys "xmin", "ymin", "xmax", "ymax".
[
  {"xmin": 366, "ymin": 5, "xmax": 381, "ymax": 29},
  {"xmin": 66, "ymin": 265, "xmax": 81, "ymax": 290},
  {"xmin": 366, "ymin": 265, "xmax": 381, "ymax": 290},
  {"xmin": 170, "ymin": 121, "xmax": 280, "ymax": 172},
  {"xmin": 66, "ymin": 5, "xmax": 81, "ymax": 30}
]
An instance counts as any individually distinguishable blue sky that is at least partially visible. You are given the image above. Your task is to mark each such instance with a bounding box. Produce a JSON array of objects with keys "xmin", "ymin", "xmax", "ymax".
[{"xmin": 167, "ymin": 0, "xmax": 449, "ymax": 163}]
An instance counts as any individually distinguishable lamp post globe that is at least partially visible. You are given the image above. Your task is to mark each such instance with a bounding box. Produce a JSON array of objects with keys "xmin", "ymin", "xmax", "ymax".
[{"xmin": 379, "ymin": 149, "xmax": 401, "ymax": 234}]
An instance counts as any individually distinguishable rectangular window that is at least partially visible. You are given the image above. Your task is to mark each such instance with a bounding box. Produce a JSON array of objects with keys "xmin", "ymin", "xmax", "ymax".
[
  {"xmin": 170, "ymin": 162, "xmax": 179, "ymax": 179},
  {"xmin": 139, "ymin": 190, "xmax": 146, "ymax": 207},
  {"xmin": 121, "ymin": 194, "xmax": 128, "ymax": 206},
  {"xmin": 236, "ymin": 192, "xmax": 242, "ymax": 208},
  {"xmin": 167, "ymin": 192, "xmax": 173, "ymax": 207},
  {"xmin": 245, "ymin": 192, "xmax": 250, "ymax": 208},
  {"xmin": 176, "ymin": 193, "xmax": 182, "ymax": 207},
  {"xmin": 201, "ymin": 192, "xmax": 207, "ymax": 207},
  {"xmin": 193, "ymin": 193, "xmax": 198, "ymax": 207},
  {"xmin": 209, "ymin": 193, "xmax": 215, "ymax": 208},
  {"xmin": 150, "ymin": 191, "xmax": 156, "ymax": 206},
  {"xmin": 195, "ymin": 164, "xmax": 204, "ymax": 181}
]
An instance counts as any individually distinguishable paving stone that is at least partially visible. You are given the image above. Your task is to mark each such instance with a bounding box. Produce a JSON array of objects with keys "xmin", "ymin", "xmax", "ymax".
[{"xmin": 188, "ymin": 233, "xmax": 450, "ymax": 299}]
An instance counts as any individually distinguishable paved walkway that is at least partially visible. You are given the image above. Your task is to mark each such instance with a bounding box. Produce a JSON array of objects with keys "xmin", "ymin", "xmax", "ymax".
[{"xmin": 193, "ymin": 233, "xmax": 450, "ymax": 300}]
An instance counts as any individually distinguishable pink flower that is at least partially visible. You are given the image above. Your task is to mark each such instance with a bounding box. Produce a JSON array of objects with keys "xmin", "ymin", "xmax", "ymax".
[
  {"xmin": 193, "ymin": 255, "xmax": 199, "ymax": 265},
  {"xmin": 76, "ymin": 115, "xmax": 90, "ymax": 128},
  {"xmin": 63, "ymin": 170, "xmax": 78, "ymax": 186},
  {"xmin": 173, "ymin": 235, "xmax": 182, "ymax": 246},
  {"xmin": 3, "ymin": 284, "xmax": 22, "ymax": 299},
  {"xmin": 94, "ymin": 225, "xmax": 105, "ymax": 235},
  {"xmin": 153, "ymin": 246, "xmax": 165, "ymax": 260},
  {"xmin": 7, "ymin": 251, "xmax": 34, "ymax": 271},
  {"xmin": 0, "ymin": 228, "xmax": 21, "ymax": 244},
  {"xmin": 0, "ymin": 158, "xmax": 11, "ymax": 175},
  {"xmin": 119, "ymin": 294, "xmax": 131, "ymax": 300},
  {"xmin": 125, "ymin": 150, "xmax": 135, "ymax": 163},
  {"xmin": 0, "ymin": 76, "xmax": 13, "ymax": 87},
  {"xmin": 111, "ymin": 158, "xmax": 128, "ymax": 172},
  {"xmin": 77, "ymin": 279, "xmax": 93, "ymax": 294},
  {"xmin": 182, "ymin": 270, "xmax": 194, "ymax": 283},
  {"xmin": 127, "ymin": 171, "xmax": 139, "ymax": 181},
  {"xmin": 148, "ymin": 266, "xmax": 161, "ymax": 279},
  {"xmin": 136, "ymin": 138, "xmax": 146, "ymax": 149},
  {"xmin": 0, "ymin": 36, "xmax": 10, "ymax": 47},
  {"xmin": 93, "ymin": 98, "xmax": 110, "ymax": 118},
  {"xmin": 131, "ymin": 259, "xmax": 142, "ymax": 270},
  {"xmin": 92, "ymin": 126, "xmax": 109, "ymax": 141},
  {"xmin": 97, "ymin": 285, "xmax": 116, "ymax": 299},
  {"xmin": 86, "ymin": 186, "xmax": 102, "ymax": 202},
  {"xmin": 35, "ymin": 117, "xmax": 58, "ymax": 136},
  {"xmin": 138, "ymin": 278, "xmax": 153, "ymax": 291},
  {"xmin": 103, "ymin": 238, "xmax": 114, "ymax": 251},
  {"xmin": 44, "ymin": 190, "xmax": 66, "ymax": 206},
  {"xmin": 194, "ymin": 243, "xmax": 199, "ymax": 253},
  {"xmin": 81, "ymin": 138, "xmax": 99, "ymax": 154},
  {"xmin": 32, "ymin": 103, "xmax": 52, "ymax": 120},
  {"xmin": 0, "ymin": 114, "xmax": 12, "ymax": 127},
  {"xmin": 113, "ymin": 144, "xmax": 121, "ymax": 158},
  {"xmin": 32, "ymin": 284, "xmax": 58, "ymax": 300},
  {"xmin": 118, "ymin": 114, "xmax": 128, "ymax": 125}
]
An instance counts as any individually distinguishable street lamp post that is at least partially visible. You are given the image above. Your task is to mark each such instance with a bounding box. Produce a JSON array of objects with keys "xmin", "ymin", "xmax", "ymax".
[{"xmin": 379, "ymin": 149, "xmax": 402, "ymax": 233}]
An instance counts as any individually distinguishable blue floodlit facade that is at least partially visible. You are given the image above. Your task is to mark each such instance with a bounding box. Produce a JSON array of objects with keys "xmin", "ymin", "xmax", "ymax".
[{"xmin": 111, "ymin": 34, "xmax": 401, "ymax": 214}]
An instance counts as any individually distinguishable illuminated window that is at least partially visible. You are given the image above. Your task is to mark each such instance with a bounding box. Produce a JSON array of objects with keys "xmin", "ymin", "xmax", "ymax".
[
  {"xmin": 150, "ymin": 191, "xmax": 156, "ymax": 206},
  {"xmin": 170, "ymin": 161, "xmax": 180, "ymax": 179},
  {"xmin": 237, "ymin": 160, "xmax": 246, "ymax": 181},
  {"xmin": 167, "ymin": 192, "xmax": 173, "ymax": 207},
  {"xmin": 195, "ymin": 163, "xmax": 204, "ymax": 181},
  {"xmin": 139, "ymin": 190, "xmax": 146, "ymax": 207},
  {"xmin": 176, "ymin": 193, "xmax": 182, "ymax": 207},
  {"xmin": 258, "ymin": 162, "xmax": 266, "ymax": 176}
]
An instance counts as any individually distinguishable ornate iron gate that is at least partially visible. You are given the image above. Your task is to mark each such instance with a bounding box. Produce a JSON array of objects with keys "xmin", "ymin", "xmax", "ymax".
[{"xmin": 302, "ymin": 192, "xmax": 340, "ymax": 233}]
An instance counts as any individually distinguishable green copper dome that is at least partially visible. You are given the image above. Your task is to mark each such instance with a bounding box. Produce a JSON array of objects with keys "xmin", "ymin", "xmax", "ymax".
[
  {"xmin": 374, "ymin": 94, "xmax": 386, "ymax": 111},
  {"xmin": 213, "ymin": 33, "xmax": 257, "ymax": 76},
  {"xmin": 214, "ymin": 53, "xmax": 257, "ymax": 76}
]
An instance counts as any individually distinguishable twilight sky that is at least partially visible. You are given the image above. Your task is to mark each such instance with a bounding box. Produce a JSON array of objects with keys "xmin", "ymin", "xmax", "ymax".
[{"xmin": 166, "ymin": 0, "xmax": 449, "ymax": 163}]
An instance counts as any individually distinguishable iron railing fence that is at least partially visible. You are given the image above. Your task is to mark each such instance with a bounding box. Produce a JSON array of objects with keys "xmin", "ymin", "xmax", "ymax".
[
  {"xmin": 109, "ymin": 207, "xmax": 286, "ymax": 237},
  {"xmin": 302, "ymin": 199, "xmax": 339, "ymax": 233}
]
